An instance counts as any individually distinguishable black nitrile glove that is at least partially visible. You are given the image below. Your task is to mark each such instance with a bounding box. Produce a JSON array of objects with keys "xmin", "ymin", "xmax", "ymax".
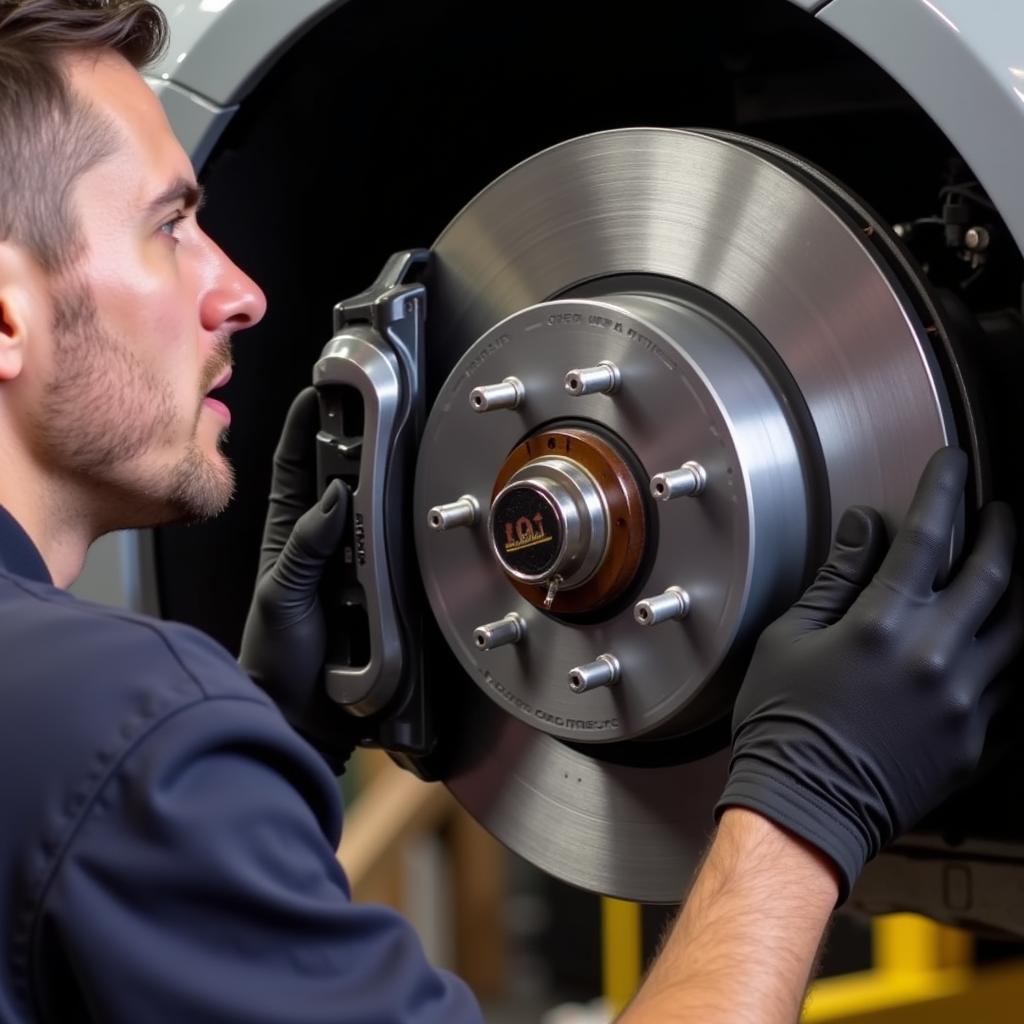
[
  {"xmin": 716, "ymin": 447, "xmax": 1023, "ymax": 902},
  {"xmin": 239, "ymin": 387, "xmax": 355, "ymax": 771}
]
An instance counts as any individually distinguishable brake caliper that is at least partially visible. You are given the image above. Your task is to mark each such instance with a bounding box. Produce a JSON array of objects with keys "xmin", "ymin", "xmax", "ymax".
[{"xmin": 314, "ymin": 250, "xmax": 433, "ymax": 772}]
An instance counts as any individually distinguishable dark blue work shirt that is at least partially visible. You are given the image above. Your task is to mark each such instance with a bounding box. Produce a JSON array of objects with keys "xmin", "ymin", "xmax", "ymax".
[{"xmin": 0, "ymin": 508, "xmax": 482, "ymax": 1023}]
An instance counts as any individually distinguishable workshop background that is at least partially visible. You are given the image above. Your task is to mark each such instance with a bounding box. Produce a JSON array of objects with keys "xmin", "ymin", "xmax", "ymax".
[{"xmin": 74, "ymin": 0, "xmax": 1024, "ymax": 1019}]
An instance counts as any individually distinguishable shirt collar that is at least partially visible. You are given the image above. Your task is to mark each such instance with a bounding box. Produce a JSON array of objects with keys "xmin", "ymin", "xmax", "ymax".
[{"xmin": 0, "ymin": 506, "xmax": 53, "ymax": 585}]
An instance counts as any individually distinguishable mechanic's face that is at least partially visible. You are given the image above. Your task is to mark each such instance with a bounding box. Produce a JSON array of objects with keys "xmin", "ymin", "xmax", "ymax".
[{"xmin": 25, "ymin": 52, "xmax": 266, "ymax": 531}]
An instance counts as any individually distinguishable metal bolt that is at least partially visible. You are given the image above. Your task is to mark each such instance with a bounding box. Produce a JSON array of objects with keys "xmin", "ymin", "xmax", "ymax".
[
  {"xmin": 568, "ymin": 654, "xmax": 621, "ymax": 693},
  {"xmin": 634, "ymin": 587, "xmax": 691, "ymax": 626},
  {"xmin": 470, "ymin": 377, "xmax": 525, "ymax": 413},
  {"xmin": 474, "ymin": 613, "xmax": 526, "ymax": 651},
  {"xmin": 564, "ymin": 361, "xmax": 621, "ymax": 397},
  {"xmin": 543, "ymin": 574, "xmax": 564, "ymax": 610},
  {"xmin": 650, "ymin": 461, "xmax": 707, "ymax": 501},
  {"xmin": 965, "ymin": 226, "xmax": 990, "ymax": 252},
  {"xmin": 428, "ymin": 496, "xmax": 479, "ymax": 531}
]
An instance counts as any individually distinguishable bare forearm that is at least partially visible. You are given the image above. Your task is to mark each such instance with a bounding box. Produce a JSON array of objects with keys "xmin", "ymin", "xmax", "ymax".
[{"xmin": 618, "ymin": 809, "xmax": 839, "ymax": 1024}]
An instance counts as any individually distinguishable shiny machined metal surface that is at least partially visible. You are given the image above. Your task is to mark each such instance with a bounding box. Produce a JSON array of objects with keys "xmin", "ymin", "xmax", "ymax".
[
  {"xmin": 568, "ymin": 654, "xmax": 621, "ymax": 694},
  {"xmin": 415, "ymin": 128, "xmax": 958, "ymax": 902},
  {"xmin": 473, "ymin": 613, "xmax": 526, "ymax": 652},
  {"xmin": 427, "ymin": 495, "xmax": 479, "ymax": 532},
  {"xmin": 418, "ymin": 290, "xmax": 811, "ymax": 744},
  {"xmin": 315, "ymin": 328, "xmax": 404, "ymax": 712},
  {"xmin": 565, "ymin": 361, "xmax": 621, "ymax": 397},
  {"xmin": 651, "ymin": 462, "xmax": 707, "ymax": 502},
  {"xmin": 427, "ymin": 128, "xmax": 956, "ymax": 529},
  {"xmin": 469, "ymin": 377, "xmax": 524, "ymax": 413},
  {"xmin": 315, "ymin": 249, "xmax": 429, "ymax": 716},
  {"xmin": 489, "ymin": 458, "xmax": 609, "ymax": 589},
  {"xmin": 635, "ymin": 587, "xmax": 691, "ymax": 627}
]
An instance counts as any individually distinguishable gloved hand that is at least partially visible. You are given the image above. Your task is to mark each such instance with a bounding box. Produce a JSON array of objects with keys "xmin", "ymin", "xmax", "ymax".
[
  {"xmin": 716, "ymin": 447, "xmax": 1023, "ymax": 902},
  {"xmin": 239, "ymin": 386, "xmax": 355, "ymax": 771}
]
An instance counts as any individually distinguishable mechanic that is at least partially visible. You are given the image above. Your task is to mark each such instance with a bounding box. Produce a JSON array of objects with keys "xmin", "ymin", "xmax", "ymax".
[{"xmin": 0, "ymin": 3, "xmax": 1019, "ymax": 1023}]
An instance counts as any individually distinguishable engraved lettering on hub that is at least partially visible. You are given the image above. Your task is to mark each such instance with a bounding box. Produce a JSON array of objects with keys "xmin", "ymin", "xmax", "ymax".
[
  {"xmin": 547, "ymin": 312, "xmax": 582, "ymax": 326},
  {"xmin": 627, "ymin": 325, "xmax": 674, "ymax": 369},
  {"xmin": 481, "ymin": 674, "xmax": 620, "ymax": 732},
  {"xmin": 449, "ymin": 334, "xmax": 512, "ymax": 404}
]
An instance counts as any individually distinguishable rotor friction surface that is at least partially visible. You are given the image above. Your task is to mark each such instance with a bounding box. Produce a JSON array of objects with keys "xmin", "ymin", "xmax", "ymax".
[{"xmin": 422, "ymin": 128, "xmax": 956, "ymax": 901}]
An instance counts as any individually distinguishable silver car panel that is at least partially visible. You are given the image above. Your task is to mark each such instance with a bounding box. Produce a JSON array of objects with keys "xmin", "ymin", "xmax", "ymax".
[
  {"xmin": 820, "ymin": 0, "xmax": 1024, "ymax": 255},
  {"xmin": 149, "ymin": 0, "xmax": 343, "ymax": 106}
]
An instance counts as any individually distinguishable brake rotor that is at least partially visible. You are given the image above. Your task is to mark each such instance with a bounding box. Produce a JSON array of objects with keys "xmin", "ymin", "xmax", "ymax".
[{"xmin": 414, "ymin": 128, "xmax": 963, "ymax": 902}]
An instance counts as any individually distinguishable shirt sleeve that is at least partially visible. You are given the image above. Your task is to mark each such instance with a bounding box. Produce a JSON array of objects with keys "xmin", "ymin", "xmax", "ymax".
[{"xmin": 31, "ymin": 695, "xmax": 483, "ymax": 1024}]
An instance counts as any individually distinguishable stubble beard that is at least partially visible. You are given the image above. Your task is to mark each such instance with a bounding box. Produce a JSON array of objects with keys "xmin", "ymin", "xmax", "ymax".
[{"xmin": 30, "ymin": 280, "xmax": 235, "ymax": 531}]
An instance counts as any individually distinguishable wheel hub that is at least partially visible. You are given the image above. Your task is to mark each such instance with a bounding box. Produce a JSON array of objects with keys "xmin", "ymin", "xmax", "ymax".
[
  {"xmin": 490, "ymin": 454, "xmax": 611, "ymax": 595},
  {"xmin": 489, "ymin": 425, "xmax": 647, "ymax": 615},
  {"xmin": 419, "ymin": 288, "xmax": 815, "ymax": 742}
]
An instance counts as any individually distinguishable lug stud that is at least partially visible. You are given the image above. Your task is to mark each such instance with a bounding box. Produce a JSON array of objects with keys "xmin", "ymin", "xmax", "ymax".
[
  {"xmin": 428, "ymin": 496, "xmax": 479, "ymax": 531},
  {"xmin": 650, "ymin": 461, "xmax": 707, "ymax": 501},
  {"xmin": 564, "ymin": 361, "xmax": 621, "ymax": 397},
  {"xmin": 474, "ymin": 613, "xmax": 526, "ymax": 651},
  {"xmin": 470, "ymin": 377, "xmax": 525, "ymax": 413},
  {"xmin": 568, "ymin": 654, "xmax": 621, "ymax": 693},
  {"xmin": 634, "ymin": 587, "xmax": 691, "ymax": 626}
]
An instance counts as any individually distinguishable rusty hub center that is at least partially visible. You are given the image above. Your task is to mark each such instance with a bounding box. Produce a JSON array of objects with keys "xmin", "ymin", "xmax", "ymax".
[{"xmin": 489, "ymin": 427, "xmax": 647, "ymax": 615}]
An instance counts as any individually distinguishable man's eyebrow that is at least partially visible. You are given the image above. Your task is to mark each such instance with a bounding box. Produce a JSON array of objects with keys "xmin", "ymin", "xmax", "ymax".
[{"xmin": 144, "ymin": 178, "xmax": 206, "ymax": 218}]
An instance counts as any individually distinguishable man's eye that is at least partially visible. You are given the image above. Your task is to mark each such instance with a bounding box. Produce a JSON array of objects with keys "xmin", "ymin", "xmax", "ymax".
[{"xmin": 159, "ymin": 214, "xmax": 186, "ymax": 240}]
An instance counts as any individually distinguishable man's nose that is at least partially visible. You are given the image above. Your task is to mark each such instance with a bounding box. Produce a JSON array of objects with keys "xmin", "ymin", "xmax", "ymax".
[{"xmin": 200, "ymin": 242, "xmax": 268, "ymax": 335}]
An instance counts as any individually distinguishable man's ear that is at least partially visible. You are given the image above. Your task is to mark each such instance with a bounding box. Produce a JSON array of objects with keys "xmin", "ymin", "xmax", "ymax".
[{"xmin": 0, "ymin": 242, "xmax": 40, "ymax": 382}]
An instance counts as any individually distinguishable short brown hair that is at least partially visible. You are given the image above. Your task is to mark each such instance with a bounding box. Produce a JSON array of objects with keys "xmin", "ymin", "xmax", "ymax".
[{"xmin": 0, "ymin": 0, "xmax": 169, "ymax": 273}]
